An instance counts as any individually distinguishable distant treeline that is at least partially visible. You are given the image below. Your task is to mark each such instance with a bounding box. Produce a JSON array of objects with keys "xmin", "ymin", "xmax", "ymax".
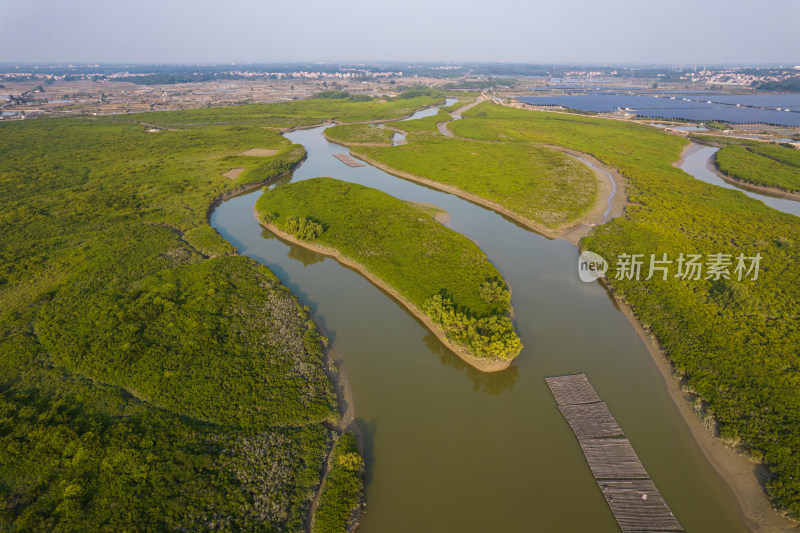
[
  {"xmin": 443, "ymin": 78, "xmax": 517, "ymax": 90},
  {"xmin": 313, "ymin": 86, "xmax": 442, "ymax": 101},
  {"xmin": 755, "ymin": 76, "xmax": 800, "ymax": 92},
  {"xmin": 313, "ymin": 90, "xmax": 372, "ymax": 102},
  {"xmin": 124, "ymin": 72, "xmax": 246, "ymax": 85}
]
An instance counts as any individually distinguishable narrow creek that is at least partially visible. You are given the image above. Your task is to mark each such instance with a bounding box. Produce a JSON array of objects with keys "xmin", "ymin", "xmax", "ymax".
[
  {"xmin": 210, "ymin": 102, "xmax": 752, "ymax": 532},
  {"xmin": 678, "ymin": 142, "xmax": 800, "ymax": 218}
]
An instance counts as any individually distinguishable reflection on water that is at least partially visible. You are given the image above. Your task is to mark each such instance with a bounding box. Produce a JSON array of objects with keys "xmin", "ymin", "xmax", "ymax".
[
  {"xmin": 424, "ymin": 333, "xmax": 520, "ymax": 395},
  {"xmin": 355, "ymin": 418, "xmax": 378, "ymax": 486},
  {"xmin": 287, "ymin": 242, "xmax": 325, "ymax": 266}
]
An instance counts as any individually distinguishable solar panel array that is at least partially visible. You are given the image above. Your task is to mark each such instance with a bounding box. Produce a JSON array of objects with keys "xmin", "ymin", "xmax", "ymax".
[
  {"xmin": 678, "ymin": 94, "xmax": 800, "ymax": 111},
  {"xmin": 526, "ymin": 85, "xmax": 724, "ymax": 95},
  {"xmin": 517, "ymin": 94, "xmax": 800, "ymax": 127}
]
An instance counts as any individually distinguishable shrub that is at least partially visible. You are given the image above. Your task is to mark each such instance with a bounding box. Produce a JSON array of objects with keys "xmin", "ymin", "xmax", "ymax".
[
  {"xmin": 284, "ymin": 216, "xmax": 324, "ymax": 240},
  {"xmin": 423, "ymin": 295, "xmax": 522, "ymax": 360}
]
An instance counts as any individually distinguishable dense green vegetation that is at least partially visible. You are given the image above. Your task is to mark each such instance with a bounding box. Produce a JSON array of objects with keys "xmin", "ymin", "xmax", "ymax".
[
  {"xmin": 0, "ymin": 94, "xmax": 459, "ymax": 528},
  {"xmin": 36, "ymin": 258, "xmax": 337, "ymax": 429},
  {"xmin": 395, "ymin": 85, "xmax": 443, "ymax": 99},
  {"xmin": 312, "ymin": 433, "xmax": 364, "ymax": 533},
  {"xmin": 755, "ymin": 76, "xmax": 800, "ymax": 92},
  {"xmin": 451, "ymin": 101, "xmax": 800, "ymax": 518},
  {"xmin": 183, "ymin": 224, "xmax": 237, "ymax": 257},
  {"xmin": 111, "ymin": 93, "xmax": 445, "ymax": 129},
  {"xmin": 749, "ymin": 143, "xmax": 800, "ymax": 169},
  {"xmin": 283, "ymin": 216, "xmax": 325, "ymax": 240},
  {"xmin": 312, "ymin": 90, "xmax": 372, "ymax": 103},
  {"xmin": 256, "ymin": 178, "xmax": 522, "ymax": 361},
  {"xmin": 354, "ymin": 124, "xmax": 597, "ymax": 229},
  {"xmin": 313, "ymin": 90, "xmax": 352, "ymax": 99},
  {"xmin": 324, "ymin": 123, "xmax": 395, "ymax": 145},
  {"xmin": 715, "ymin": 144, "xmax": 800, "ymax": 193}
]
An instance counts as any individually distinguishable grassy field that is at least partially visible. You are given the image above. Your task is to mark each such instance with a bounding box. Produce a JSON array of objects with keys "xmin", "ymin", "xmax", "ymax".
[
  {"xmin": 255, "ymin": 178, "xmax": 522, "ymax": 361},
  {"xmin": 0, "ymin": 94, "xmax": 457, "ymax": 528},
  {"xmin": 312, "ymin": 432, "xmax": 364, "ymax": 533},
  {"xmin": 323, "ymin": 123, "xmax": 395, "ymax": 145},
  {"xmin": 354, "ymin": 131, "xmax": 597, "ymax": 229},
  {"xmin": 451, "ymin": 101, "xmax": 800, "ymax": 518},
  {"xmin": 715, "ymin": 144, "xmax": 800, "ymax": 194}
]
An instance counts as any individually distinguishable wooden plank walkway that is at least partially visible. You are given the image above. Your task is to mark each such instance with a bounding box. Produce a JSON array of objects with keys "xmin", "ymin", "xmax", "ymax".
[
  {"xmin": 599, "ymin": 480, "xmax": 683, "ymax": 532},
  {"xmin": 546, "ymin": 374, "xmax": 683, "ymax": 532},
  {"xmin": 547, "ymin": 373, "xmax": 601, "ymax": 405},
  {"xmin": 580, "ymin": 439, "xmax": 649, "ymax": 480},
  {"xmin": 332, "ymin": 153, "xmax": 365, "ymax": 167},
  {"xmin": 558, "ymin": 402, "xmax": 623, "ymax": 439}
]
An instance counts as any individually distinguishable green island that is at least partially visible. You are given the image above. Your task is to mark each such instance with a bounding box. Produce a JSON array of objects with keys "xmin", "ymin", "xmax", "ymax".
[
  {"xmin": 323, "ymin": 123, "xmax": 395, "ymax": 145},
  {"xmin": 0, "ymin": 92, "xmax": 452, "ymax": 530},
  {"xmin": 447, "ymin": 101, "xmax": 800, "ymax": 518},
  {"xmin": 254, "ymin": 178, "xmax": 522, "ymax": 369},
  {"xmin": 714, "ymin": 142, "xmax": 800, "ymax": 195},
  {"xmin": 338, "ymin": 114, "xmax": 598, "ymax": 232}
]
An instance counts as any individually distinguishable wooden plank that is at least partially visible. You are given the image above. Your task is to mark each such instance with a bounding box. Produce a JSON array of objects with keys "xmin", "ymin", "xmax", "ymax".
[
  {"xmin": 546, "ymin": 374, "xmax": 682, "ymax": 531},
  {"xmin": 559, "ymin": 402, "xmax": 623, "ymax": 439},
  {"xmin": 598, "ymin": 480, "xmax": 683, "ymax": 532},
  {"xmin": 579, "ymin": 438, "xmax": 649, "ymax": 480},
  {"xmin": 332, "ymin": 153, "xmax": 365, "ymax": 167},
  {"xmin": 546, "ymin": 373, "xmax": 601, "ymax": 405}
]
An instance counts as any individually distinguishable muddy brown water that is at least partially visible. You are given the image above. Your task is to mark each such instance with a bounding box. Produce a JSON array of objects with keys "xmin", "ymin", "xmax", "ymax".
[{"xmin": 210, "ymin": 102, "xmax": 751, "ymax": 532}]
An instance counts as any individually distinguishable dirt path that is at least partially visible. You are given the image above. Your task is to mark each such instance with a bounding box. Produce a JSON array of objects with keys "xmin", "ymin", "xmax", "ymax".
[
  {"xmin": 436, "ymin": 95, "xmax": 488, "ymax": 138},
  {"xmin": 451, "ymin": 95, "xmax": 488, "ymax": 118},
  {"xmin": 543, "ymin": 145, "xmax": 627, "ymax": 244},
  {"xmin": 437, "ymin": 121, "xmax": 454, "ymax": 137}
]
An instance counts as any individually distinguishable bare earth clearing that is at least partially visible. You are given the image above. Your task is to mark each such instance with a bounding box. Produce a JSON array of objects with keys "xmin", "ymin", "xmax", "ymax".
[{"xmin": 222, "ymin": 168, "xmax": 244, "ymax": 180}]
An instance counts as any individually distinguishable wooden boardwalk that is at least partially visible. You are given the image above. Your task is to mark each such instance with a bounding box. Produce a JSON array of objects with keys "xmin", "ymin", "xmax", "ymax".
[
  {"xmin": 546, "ymin": 374, "xmax": 682, "ymax": 532},
  {"xmin": 332, "ymin": 153, "xmax": 365, "ymax": 167}
]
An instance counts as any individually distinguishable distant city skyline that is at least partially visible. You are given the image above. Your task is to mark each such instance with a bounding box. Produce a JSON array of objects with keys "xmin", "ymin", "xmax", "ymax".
[{"xmin": 1, "ymin": 0, "xmax": 799, "ymax": 65}]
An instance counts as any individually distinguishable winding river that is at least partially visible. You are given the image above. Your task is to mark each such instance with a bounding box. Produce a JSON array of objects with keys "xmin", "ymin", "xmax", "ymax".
[{"xmin": 210, "ymin": 102, "xmax": 753, "ymax": 532}]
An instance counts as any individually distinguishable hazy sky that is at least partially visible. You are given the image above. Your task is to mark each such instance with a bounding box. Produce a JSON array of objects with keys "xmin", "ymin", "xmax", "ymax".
[{"xmin": 1, "ymin": 0, "xmax": 798, "ymax": 65}]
